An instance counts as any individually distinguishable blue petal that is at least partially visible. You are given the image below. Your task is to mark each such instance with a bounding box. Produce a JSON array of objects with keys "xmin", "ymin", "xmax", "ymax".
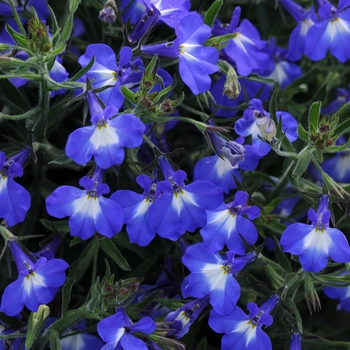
[
  {"xmin": 280, "ymin": 223, "xmax": 312, "ymax": 255},
  {"xmin": 46, "ymin": 186, "xmax": 85, "ymax": 218},
  {"xmin": 0, "ymin": 177, "xmax": 31, "ymax": 226},
  {"xmin": 95, "ymin": 197, "xmax": 124, "ymax": 238},
  {"xmin": 65, "ymin": 126, "xmax": 96, "ymax": 165}
]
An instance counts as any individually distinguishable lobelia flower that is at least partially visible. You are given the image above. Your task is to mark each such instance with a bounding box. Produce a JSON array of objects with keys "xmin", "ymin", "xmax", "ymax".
[
  {"xmin": 262, "ymin": 38, "xmax": 302, "ymax": 89},
  {"xmin": 65, "ymin": 89, "xmax": 145, "ymax": 169},
  {"xmin": 46, "ymin": 166, "xmax": 124, "ymax": 240},
  {"xmin": 141, "ymin": 13, "xmax": 219, "ymax": 95},
  {"xmin": 212, "ymin": 7, "xmax": 271, "ymax": 76},
  {"xmin": 209, "ymin": 294, "xmax": 280, "ymax": 350},
  {"xmin": 148, "ymin": 157, "xmax": 223, "ymax": 241},
  {"xmin": 235, "ymin": 98, "xmax": 298, "ymax": 156},
  {"xmin": 280, "ymin": 195, "xmax": 350, "ymax": 272},
  {"xmin": 0, "ymin": 147, "xmax": 31, "ymax": 226},
  {"xmin": 305, "ymin": 0, "xmax": 350, "ymax": 62},
  {"xmin": 181, "ymin": 243, "xmax": 247, "ymax": 315},
  {"xmin": 0, "ymin": 240, "xmax": 69, "ymax": 317},
  {"xmin": 200, "ymin": 191, "xmax": 260, "ymax": 254},
  {"xmin": 193, "ymin": 133, "xmax": 263, "ymax": 194},
  {"xmin": 78, "ymin": 44, "xmax": 143, "ymax": 108},
  {"xmin": 279, "ymin": 0, "xmax": 316, "ymax": 61},
  {"xmin": 165, "ymin": 296, "xmax": 210, "ymax": 339},
  {"xmin": 110, "ymin": 174, "xmax": 159, "ymax": 246},
  {"xmin": 97, "ymin": 307, "xmax": 156, "ymax": 350}
]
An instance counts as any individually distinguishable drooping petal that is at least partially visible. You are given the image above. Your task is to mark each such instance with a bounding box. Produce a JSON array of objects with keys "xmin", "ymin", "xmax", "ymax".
[{"xmin": 0, "ymin": 177, "xmax": 31, "ymax": 226}]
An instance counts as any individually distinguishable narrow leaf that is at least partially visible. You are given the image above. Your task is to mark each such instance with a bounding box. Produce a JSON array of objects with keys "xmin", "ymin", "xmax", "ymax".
[
  {"xmin": 99, "ymin": 238, "xmax": 131, "ymax": 271},
  {"xmin": 204, "ymin": 0, "xmax": 223, "ymax": 27},
  {"xmin": 308, "ymin": 101, "xmax": 321, "ymax": 135}
]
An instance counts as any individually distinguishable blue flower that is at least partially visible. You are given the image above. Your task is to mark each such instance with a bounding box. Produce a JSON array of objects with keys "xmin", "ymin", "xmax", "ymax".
[
  {"xmin": 212, "ymin": 7, "xmax": 271, "ymax": 76},
  {"xmin": 165, "ymin": 296, "xmax": 210, "ymax": 339},
  {"xmin": 280, "ymin": 195, "xmax": 350, "ymax": 272},
  {"xmin": 322, "ymin": 87, "xmax": 350, "ymax": 114},
  {"xmin": 0, "ymin": 148, "xmax": 31, "ymax": 226},
  {"xmin": 46, "ymin": 167, "xmax": 124, "ymax": 240},
  {"xmin": 279, "ymin": 0, "xmax": 316, "ymax": 61},
  {"xmin": 200, "ymin": 191, "xmax": 260, "ymax": 254},
  {"xmin": 194, "ymin": 135, "xmax": 263, "ymax": 194},
  {"xmin": 111, "ymin": 174, "xmax": 159, "ymax": 246},
  {"xmin": 141, "ymin": 13, "xmax": 219, "ymax": 95},
  {"xmin": 0, "ymin": 240, "xmax": 68, "ymax": 316},
  {"xmin": 305, "ymin": 0, "xmax": 350, "ymax": 62},
  {"xmin": 78, "ymin": 44, "xmax": 142, "ymax": 108},
  {"xmin": 148, "ymin": 158, "xmax": 223, "ymax": 241},
  {"xmin": 209, "ymin": 294, "xmax": 279, "ymax": 350},
  {"xmin": 65, "ymin": 90, "xmax": 145, "ymax": 169},
  {"xmin": 181, "ymin": 243, "xmax": 246, "ymax": 315},
  {"xmin": 97, "ymin": 308, "xmax": 156, "ymax": 350},
  {"xmin": 235, "ymin": 98, "xmax": 298, "ymax": 156},
  {"xmin": 262, "ymin": 38, "xmax": 302, "ymax": 89}
]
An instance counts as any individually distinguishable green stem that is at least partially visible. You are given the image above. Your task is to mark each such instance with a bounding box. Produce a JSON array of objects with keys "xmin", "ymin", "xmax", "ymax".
[{"xmin": 7, "ymin": 0, "xmax": 27, "ymax": 37}]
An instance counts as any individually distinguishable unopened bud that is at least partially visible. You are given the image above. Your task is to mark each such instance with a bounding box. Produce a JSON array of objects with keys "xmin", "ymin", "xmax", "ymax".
[
  {"xmin": 223, "ymin": 66, "xmax": 241, "ymax": 99},
  {"xmin": 256, "ymin": 117, "xmax": 276, "ymax": 142},
  {"xmin": 98, "ymin": 7, "xmax": 116, "ymax": 23}
]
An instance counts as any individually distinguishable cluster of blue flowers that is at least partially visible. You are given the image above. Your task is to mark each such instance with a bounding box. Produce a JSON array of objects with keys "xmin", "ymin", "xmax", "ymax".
[{"xmin": 2, "ymin": 0, "xmax": 350, "ymax": 349}]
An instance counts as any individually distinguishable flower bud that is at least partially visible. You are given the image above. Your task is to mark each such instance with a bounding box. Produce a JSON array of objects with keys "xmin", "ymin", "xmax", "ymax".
[
  {"xmin": 223, "ymin": 66, "xmax": 241, "ymax": 99},
  {"xmin": 256, "ymin": 117, "xmax": 276, "ymax": 142},
  {"xmin": 98, "ymin": 7, "xmax": 116, "ymax": 23}
]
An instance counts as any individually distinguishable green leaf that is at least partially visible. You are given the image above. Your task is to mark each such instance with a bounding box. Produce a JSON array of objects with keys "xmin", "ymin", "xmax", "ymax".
[
  {"xmin": 39, "ymin": 219, "xmax": 70, "ymax": 233},
  {"xmin": 5, "ymin": 24, "xmax": 28, "ymax": 48},
  {"xmin": 67, "ymin": 240, "xmax": 99, "ymax": 282},
  {"xmin": 273, "ymin": 237, "xmax": 292, "ymax": 273},
  {"xmin": 69, "ymin": 0, "xmax": 81, "ymax": 12},
  {"xmin": 0, "ymin": 79, "xmax": 28, "ymax": 113},
  {"xmin": 143, "ymin": 54, "xmax": 159, "ymax": 84},
  {"xmin": 121, "ymin": 85, "xmax": 136, "ymax": 104},
  {"xmin": 322, "ymin": 137, "xmax": 350, "ymax": 153},
  {"xmin": 196, "ymin": 337, "xmax": 208, "ymax": 350},
  {"xmin": 308, "ymin": 101, "xmax": 321, "ymax": 135},
  {"xmin": 334, "ymin": 117, "xmax": 350, "ymax": 138},
  {"xmin": 98, "ymin": 237, "xmax": 131, "ymax": 271},
  {"xmin": 61, "ymin": 277, "xmax": 76, "ymax": 316},
  {"xmin": 298, "ymin": 123, "xmax": 309, "ymax": 143},
  {"xmin": 127, "ymin": 255, "xmax": 157, "ymax": 278},
  {"xmin": 269, "ymin": 89, "xmax": 279, "ymax": 122},
  {"xmin": 47, "ymin": 154, "xmax": 84, "ymax": 171},
  {"xmin": 49, "ymin": 330, "xmax": 61, "ymax": 350},
  {"xmin": 70, "ymin": 56, "xmax": 95, "ymax": 82},
  {"xmin": 204, "ymin": 0, "xmax": 223, "ymax": 27},
  {"xmin": 292, "ymin": 148, "xmax": 311, "ymax": 178}
]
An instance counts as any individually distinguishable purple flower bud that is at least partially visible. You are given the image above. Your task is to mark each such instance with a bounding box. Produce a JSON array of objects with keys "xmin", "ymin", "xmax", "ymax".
[{"xmin": 98, "ymin": 7, "xmax": 116, "ymax": 23}]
